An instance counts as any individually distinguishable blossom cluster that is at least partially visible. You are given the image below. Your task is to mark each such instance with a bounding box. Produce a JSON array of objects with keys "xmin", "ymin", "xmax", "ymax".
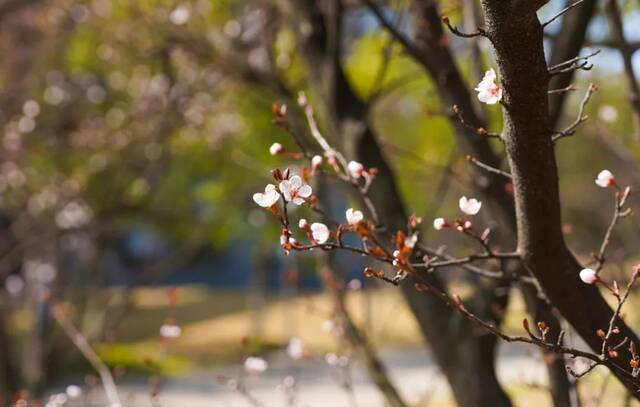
[{"xmin": 432, "ymin": 195, "xmax": 482, "ymax": 232}]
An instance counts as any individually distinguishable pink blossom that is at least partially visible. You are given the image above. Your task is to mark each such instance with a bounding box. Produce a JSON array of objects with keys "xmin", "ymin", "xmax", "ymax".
[
  {"xmin": 459, "ymin": 196, "xmax": 482, "ymax": 216},
  {"xmin": 595, "ymin": 170, "xmax": 615, "ymax": 188},
  {"xmin": 298, "ymin": 218, "xmax": 308, "ymax": 229},
  {"xmin": 159, "ymin": 323, "xmax": 182, "ymax": 339},
  {"xmin": 345, "ymin": 208, "xmax": 363, "ymax": 226},
  {"xmin": 405, "ymin": 233, "xmax": 418, "ymax": 249},
  {"xmin": 433, "ymin": 217, "xmax": 448, "ymax": 230},
  {"xmin": 269, "ymin": 142, "xmax": 284, "ymax": 155},
  {"xmin": 598, "ymin": 105, "xmax": 618, "ymax": 123},
  {"xmin": 279, "ymin": 175, "xmax": 312, "ymax": 205},
  {"xmin": 287, "ymin": 337, "xmax": 304, "ymax": 360},
  {"xmin": 310, "ymin": 222, "xmax": 330, "ymax": 243},
  {"xmin": 325, "ymin": 353, "xmax": 338, "ymax": 366},
  {"xmin": 311, "ymin": 155, "xmax": 323, "ymax": 175},
  {"xmin": 169, "ymin": 5, "xmax": 190, "ymax": 25},
  {"xmin": 347, "ymin": 278, "xmax": 362, "ymax": 290},
  {"xmin": 347, "ymin": 161, "xmax": 364, "ymax": 178},
  {"xmin": 475, "ymin": 69, "xmax": 502, "ymax": 105},
  {"xmin": 244, "ymin": 356, "xmax": 268, "ymax": 373},
  {"xmin": 65, "ymin": 386, "xmax": 82, "ymax": 399},
  {"xmin": 253, "ymin": 184, "xmax": 280, "ymax": 208},
  {"xmin": 579, "ymin": 268, "xmax": 598, "ymax": 284}
]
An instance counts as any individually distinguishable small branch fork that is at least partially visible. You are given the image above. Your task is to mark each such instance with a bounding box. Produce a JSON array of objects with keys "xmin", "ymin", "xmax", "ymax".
[
  {"xmin": 453, "ymin": 105, "xmax": 502, "ymax": 140},
  {"xmin": 441, "ymin": 16, "xmax": 488, "ymax": 39},
  {"xmin": 51, "ymin": 302, "xmax": 123, "ymax": 407},
  {"xmin": 552, "ymin": 83, "xmax": 597, "ymax": 142},
  {"xmin": 591, "ymin": 185, "xmax": 632, "ymax": 274},
  {"xmin": 264, "ymin": 96, "xmax": 640, "ymax": 388},
  {"xmin": 548, "ymin": 49, "xmax": 600, "ymax": 75}
]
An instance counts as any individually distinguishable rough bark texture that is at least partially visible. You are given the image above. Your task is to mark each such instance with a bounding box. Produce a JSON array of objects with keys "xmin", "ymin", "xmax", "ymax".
[{"xmin": 481, "ymin": 0, "xmax": 640, "ymax": 395}]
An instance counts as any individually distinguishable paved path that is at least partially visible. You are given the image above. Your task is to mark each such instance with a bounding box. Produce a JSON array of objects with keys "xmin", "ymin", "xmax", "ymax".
[{"xmin": 52, "ymin": 343, "xmax": 557, "ymax": 406}]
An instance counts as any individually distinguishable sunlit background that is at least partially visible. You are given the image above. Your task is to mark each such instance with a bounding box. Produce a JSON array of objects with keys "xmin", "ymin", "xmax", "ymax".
[{"xmin": 1, "ymin": 0, "xmax": 640, "ymax": 405}]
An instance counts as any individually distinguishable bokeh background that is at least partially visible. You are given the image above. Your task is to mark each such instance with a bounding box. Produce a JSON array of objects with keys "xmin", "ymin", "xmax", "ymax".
[{"xmin": 1, "ymin": 0, "xmax": 640, "ymax": 405}]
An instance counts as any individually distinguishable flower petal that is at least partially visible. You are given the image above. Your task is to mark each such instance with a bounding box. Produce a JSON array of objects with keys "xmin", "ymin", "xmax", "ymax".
[
  {"xmin": 289, "ymin": 175, "xmax": 302, "ymax": 188},
  {"xmin": 297, "ymin": 184, "xmax": 312, "ymax": 198}
]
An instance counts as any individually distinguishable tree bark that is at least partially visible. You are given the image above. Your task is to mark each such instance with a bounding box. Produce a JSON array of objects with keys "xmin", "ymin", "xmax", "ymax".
[{"xmin": 481, "ymin": 0, "xmax": 640, "ymax": 395}]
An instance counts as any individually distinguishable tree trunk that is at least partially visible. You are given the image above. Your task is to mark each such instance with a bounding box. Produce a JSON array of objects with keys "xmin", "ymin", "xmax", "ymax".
[{"xmin": 481, "ymin": 0, "xmax": 640, "ymax": 395}]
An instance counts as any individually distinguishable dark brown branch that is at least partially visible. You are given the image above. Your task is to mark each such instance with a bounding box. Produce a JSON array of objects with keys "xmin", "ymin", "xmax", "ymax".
[
  {"xmin": 441, "ymin": 16, "xmax": 487, "ymax": 38},
  {"xmin": 360, "ymin": 0, "xmax": 424, "ymax": 62},
  {"xmin": 452, "ymin": 105, "xmax": 502, "ymax": 139}
]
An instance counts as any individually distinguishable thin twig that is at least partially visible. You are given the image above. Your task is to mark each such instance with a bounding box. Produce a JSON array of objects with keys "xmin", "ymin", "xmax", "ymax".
[
  {"xmin": 453, "ymin": 105, "xmax": 502, "ymax": 140},
  {"xmin": 542, "ymin": 0, "xmax": 586, "ymax": 28},
  {"xmin": 593, "ymin": 187, "xmax": 631, "ymax": 273},
  {"xmin": 467, "ymin": 155, "xmax": 512, "ymax": 179},
  {"xmin": 51, "ymin": 304, "xmax": 122, "ymax": 407},
  {"xmin": 548, "ymin": 50, "xmax": 600, "ymax": 75},
  {"xmin": 548, "ymin": 84, "xmax": 576, "ymax": 95},
  {"xmin": 552, "ymin": 83, "xmax": 597, "ymax": 142},
  {"xmin": 441, "ymin": 16, "xmax": 487, "ymax": 38},
  {"xmin": 360, "ymin": 0, "xmax": 423, "ymax": 61}
]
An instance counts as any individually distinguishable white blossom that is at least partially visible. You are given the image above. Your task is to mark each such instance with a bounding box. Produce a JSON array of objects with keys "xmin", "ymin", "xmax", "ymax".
[
  {"xmin": 579, "ymin": 268, "xmax": 598, "ymax": 284},
  {"xmin": 298, "ymin": 218, "xmax": 308, "ymax": 229},
  {"xmin": 253, "ymin": 184, "xmax": 280, "ymax": 208},
  {"xmin": 325, "ymin": 353, "xmax": 339, "ymax": 366},
  {"xmin": 55, "ymin": 201, "xmax": 93, "ymax": 230},
  {"xmin": 311, "ymin": 155, "xmax": 323, "ymax": 173},
  {"xmin": 347, "ymin": 278, "xmax": 362, "ymax": 290},
  {"xmin": 433, "ymin": 218, "xmax": 448, "ymax": 230},
  {"xmin": 475, "ymin": 69, "xmax": 502, "ymax": 105},
  {"xmin": 160, "ymin": 324, "xmax": 182, "ymax": 339},
  {"xmin": 322, "ymin": 320, "xmax": 334, "ymax": 332},
  {"xmin": 345, "ymin": 208, "xmax": 363, "ymax": 226},
  {"xmin": 595, "ymin": 170, "xmax": 615, "ymax": 188},
  {"xmin": 269, "ymin": 142, "xmax": 284, "ymax": 155},
  {"xmin": 279, "ymin": 175, "xmax": 312, "ymax": 205},
  {"xmin": 287, "ymin": 337, "xmax": 304, "ymax": 360},
  {"xmin": 459, "ymin": 196, "xmax": 482, "ymax": 216},
  {"xmin": 598, "ymin": 105, "xmax": 618, "ymax": 123},
  {"xmin": 405, "ymin": 233, "xmax": 418, "ymax": 249},
  {"xmin": 310, "ymin": 222, "xmax": 330, "ymax": 244},
  {"xmin": 347, "ymin": 161, "xmax": 364, "ymax": 178},
  {"xmin": 65, "ymin": 385, "xmax": 82, "ymax": 399},
  {"xmin": 244, "ymin": 356, "xmax": 268, "ymax": 374},
  {"xmin": 169, "ymin": 5, "xmax": 190, "ymax": 25}
]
